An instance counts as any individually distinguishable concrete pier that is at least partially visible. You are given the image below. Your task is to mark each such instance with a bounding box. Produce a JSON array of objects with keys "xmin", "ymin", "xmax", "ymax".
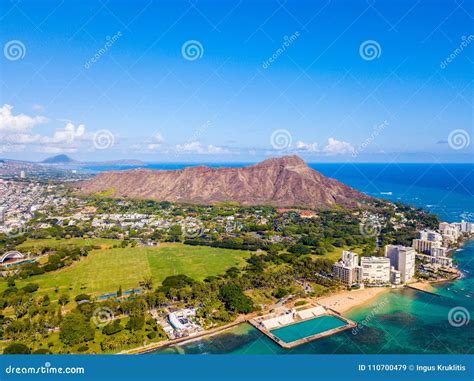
[{"xmin": 249, "ymin": 306, "xmax": 356, "ymax": 349}]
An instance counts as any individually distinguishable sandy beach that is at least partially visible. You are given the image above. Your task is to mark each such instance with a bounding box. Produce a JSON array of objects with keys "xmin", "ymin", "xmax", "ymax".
[{"xmin": 314, "ymin": 287, "xmax": 391, "ymax": 314}]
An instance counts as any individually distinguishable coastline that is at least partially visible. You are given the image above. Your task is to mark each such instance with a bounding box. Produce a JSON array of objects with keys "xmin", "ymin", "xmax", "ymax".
[
  {"xmin": 122, "ymin": 238, "xmax": 473, "ymax": 355},
  {"xmin": 124, "ymin": 287, "xmax": 391, "ymax": 354},
  {"xmin": 313, "ymin": 287, "xmax": 391, "ymax": 314},
  {"xmin": 120, "ymin": 315, "xmax": 252, "ymax": 354}
]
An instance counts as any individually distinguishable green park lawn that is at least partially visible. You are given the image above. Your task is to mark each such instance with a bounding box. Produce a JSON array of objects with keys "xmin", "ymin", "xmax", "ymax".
[
  {"xmin": 325, "ymin": 246, "xmax": 364, "ymax": 262},
  {"xmin": 17, "ymin": 237, "xmax": 118, "ymax": 251},
  {"xmin": 2, "ymin": 242, "xmax": 251, "ymax": 299}
]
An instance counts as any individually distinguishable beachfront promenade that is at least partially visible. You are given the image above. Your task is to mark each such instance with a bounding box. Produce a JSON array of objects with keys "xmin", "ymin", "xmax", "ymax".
[{"xmin": 120, "ymin": 288, "xmax": 385, "ymax": 354}]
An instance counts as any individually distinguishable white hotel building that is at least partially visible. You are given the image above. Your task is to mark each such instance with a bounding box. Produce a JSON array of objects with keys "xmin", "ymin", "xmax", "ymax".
[
  {"xmin": 384, "ymin": 244, "xmax": 415, "ymax": 283},
  {"xmin": 360, "ymin": 257, "xmax": 391, "ymax": 284},
  {"xmin": 333, "ymin": 250, "xmax": 362, "ymax": 286},
  {"xmin": 439, "ymin": 222, "xmax": 461, "ymax": 243},
  {"xmin": 412, "ymin": 230, "xmax": 446, "ymax": 255}
]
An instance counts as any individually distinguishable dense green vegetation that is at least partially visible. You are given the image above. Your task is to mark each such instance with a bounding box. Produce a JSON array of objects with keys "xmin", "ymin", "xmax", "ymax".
[
  {"xmin": 0, "ymin": 243, "xmax": 251, "ymax": 299},
  {"xmin": 0, "ymin": 195, "xmax": 440, "ymax": 354}
]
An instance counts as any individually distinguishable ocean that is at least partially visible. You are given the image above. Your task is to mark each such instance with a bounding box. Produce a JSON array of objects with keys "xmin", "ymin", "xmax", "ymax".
[
  {"xmin": 154, "ymin": 242, "xmax": 474, "ymax": 354},
  {"xmin": 85, "ymin": 162, "xmax": 473, "ymax": 224},
  {"xmin": 89, "ymin": 162, "xmax": 474, "ymax": 354}
]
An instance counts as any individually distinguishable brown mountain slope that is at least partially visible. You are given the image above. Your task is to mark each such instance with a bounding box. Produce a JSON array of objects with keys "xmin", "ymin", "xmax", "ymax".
[{"xmin": 78, "ymin": 155, "xmax": 370, "ymax": 208}]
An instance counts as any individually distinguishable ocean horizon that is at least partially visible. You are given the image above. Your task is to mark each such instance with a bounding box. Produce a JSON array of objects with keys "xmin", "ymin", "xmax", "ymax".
[
  {"xmin": 145, "ymin": 162, "xmax": 474, "ymax": 355},
  {"xmin": 82, "ymin": 162, "xmax": 474, "ymax": 224}
]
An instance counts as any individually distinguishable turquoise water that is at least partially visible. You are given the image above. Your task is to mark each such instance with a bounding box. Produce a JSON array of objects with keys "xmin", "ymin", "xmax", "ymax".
[
  {"xmin": 271, "ymin": 315, "xmax": 347, "ymax": 343},
  {"xmin": 154, "ymin": 242, "xmax": 474, "ymax": 354},
  {"xmin": 154, "ymin": 240, "xmax": 474, "ymax": 354},
  {"xmin": 152, "ymin": 163, "xmax": 473, "ymax": 355}
]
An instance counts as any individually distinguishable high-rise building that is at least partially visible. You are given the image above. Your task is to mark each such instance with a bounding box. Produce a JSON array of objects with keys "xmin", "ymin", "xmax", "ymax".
[
  {"xmin": 439, "ymin": 222, "xmax": 461, "ymax": 243},
  {"xmin": 430, "ymin": 246, "xmax": 448, "ymax": 258},
  {"xmin": 341, "ymin": 250, "xmax": 359, "ymax": 267},
  {"xmin": 460, "ymin": 220, "xmax": 473, "ymax": 233},
  {"xmin": 417, "ymin": 230, "xmax": 442, "ymax": 242},
  {"xmin": 19, "ymin": 170, "xmax": 26, "ymax": 179},
  {"xmin": 412, "ymin": 229, "xmax": 448, "ymax": 257},
  {"xmin": 416, "ymin": 253, "xmax": 453, "ymax": 267},
  {"xmin": 385, "ymin": 245, "xmax": 416, "ymax": 283},
  {"xmin": 333, "ymin": 250, "xmax": 362, "ymax": 286},
  {"xmin": 390, "ymin": 267, "xmax": 401, "ymax": 285},
  {"xmin": 360, "ymin": 257, "xmax": 390, "ymax": 284},
  {"xmin": 412, "ymin": 238, "xmax": 441, "ymax": 255}
]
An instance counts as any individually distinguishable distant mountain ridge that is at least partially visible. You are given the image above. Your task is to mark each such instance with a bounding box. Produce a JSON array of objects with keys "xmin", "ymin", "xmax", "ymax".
[
  {"xmin": 79, "ymin": 155, "xmax": 371, "ymax": 208},
  {"xmin": 39, "ymin": 155, "xmax": 145, "ymax": 166},
  {"xmin": 42, "ymin": 154, "xmax": 75, "ymax": 164}
]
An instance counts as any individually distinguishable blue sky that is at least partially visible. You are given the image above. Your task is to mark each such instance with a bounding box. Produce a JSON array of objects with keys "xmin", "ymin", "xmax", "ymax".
[{"xmin": 0, "ymin": 0, "xmax": 472, "ymax": 162}]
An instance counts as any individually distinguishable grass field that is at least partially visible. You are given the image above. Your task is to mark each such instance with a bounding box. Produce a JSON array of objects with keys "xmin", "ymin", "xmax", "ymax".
[
  {"xmin": 2, "ymin": 243, "xmax": 251, "ymax": 299},
  {"xmin": 17, "ymin": 237, "xmax": 118, "ymax": 251},
  {"xmin": 325, "ymin": 246, "xmax": 364, "ymax": 262}
]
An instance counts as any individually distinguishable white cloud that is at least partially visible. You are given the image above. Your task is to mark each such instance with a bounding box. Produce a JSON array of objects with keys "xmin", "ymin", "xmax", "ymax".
[
  {"xmin": 153, "ymin": 132, "xmax": 164, "ymax": 144},
  {"xmin": 176, "ymin": 141, "xmax": 227, "ymax": 154},
  {"xmin": 323, "ymin": 137, "xmax": 355, "ymax": 155},
  {"xmin": 176, "ymin": 141, "xmax": 204, "ymax": 153},
  {"xmin": 0, "ymin": 105, "xmax": 88, "ymax": 155},
  {"xmin": 32, "ymin": 104, "xmax": 45, "ymax": 112},
  {"xmin": 146, "ymin": 132, "xmax": 165, "ymax": 150},
  {"xmin": 207, "ymin": 144, "xmax": 225, "ymax": 154},
  {"xmin": 130, "ymin": 132, "xmax": 165, "ymax": 152},
  {"xmin": 42, "ymin": 122, "xmax": 85, "ymax": 144},
  {"xmin": 0, "ymin": 104, "xmax": 48, "ymax": 133},
  {"xmin": 0, "ymin": 104, "xmax": 85, "ymax": 152},
  {"xmin": 0, "ymin": 144, "xmax": 26, "ymax": 153},
  {"xmin": 285, "ymin": 138, "xmax": 353, "ymax": 155},
  {"xmin": 295, "ymin": 140, "xmax": 318, "ymax": 152}
]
